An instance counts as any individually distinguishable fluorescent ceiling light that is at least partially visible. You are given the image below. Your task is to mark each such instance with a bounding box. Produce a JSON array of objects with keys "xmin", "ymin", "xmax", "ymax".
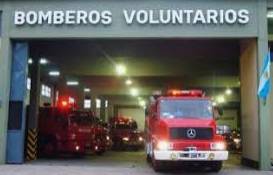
[
  {"xmin": 115, "ymin": 64, "xmax": 127, "ymax": 76},
  {"xmin": 84, "ymin": 88, "xmax": 91, "ymax": 92},
  {"xmin": 28, "ymin": 58, "xmax": 33, "ymax": 64},
  {"xmin": 267, "ymin": 11, "xmax": 273, "ymax": 18},
  {"xmin": 67, "ymin": 81, "xmax": 79, "ymax": 86},
  {"xmin": 225, "ymin": 88, "xmax": 232, "ymax": 95},
  {"xmin": 125, "ymin": 79, "xmax": 132, "ymax": 85},
  {"xmin": 40, "ymin": 58, "xmax": 48, "ymax": 65},
  {"xmin": 216, "ymin": 95, "xmax": 225, "ymax": 104},
  {"xmin": 130, "ymin": 88, "xmax": 139, "ymax": 97},
  {"xmin": 49, "ymin": 71, "xmax": 60, "ymax": 76}
]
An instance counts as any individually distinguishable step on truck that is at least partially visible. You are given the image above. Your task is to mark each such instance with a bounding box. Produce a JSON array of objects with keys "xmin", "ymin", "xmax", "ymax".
[{"xmin": 145, "ymin": 90, "xmax": 228, "ymax": 172}]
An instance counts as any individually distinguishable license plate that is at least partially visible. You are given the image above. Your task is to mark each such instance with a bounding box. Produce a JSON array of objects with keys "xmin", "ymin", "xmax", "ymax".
[
  {"xmin": 180, "ymin": 153, "xmax": 205, "ymax": 158},
  {"xmin": 191, "ymin": 153, "xmax": 198, "ymax": 158}
]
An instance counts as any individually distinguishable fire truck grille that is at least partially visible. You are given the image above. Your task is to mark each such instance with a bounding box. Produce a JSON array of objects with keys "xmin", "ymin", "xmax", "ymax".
[{"xmin": 170, "ymin": 127, "xmax": 213, "ymax": 140}]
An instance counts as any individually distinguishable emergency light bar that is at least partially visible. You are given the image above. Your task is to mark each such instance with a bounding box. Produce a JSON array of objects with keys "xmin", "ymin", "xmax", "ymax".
[{"xmin": 167, "ymin": 90, "xmax": 204, "ymax": 97}]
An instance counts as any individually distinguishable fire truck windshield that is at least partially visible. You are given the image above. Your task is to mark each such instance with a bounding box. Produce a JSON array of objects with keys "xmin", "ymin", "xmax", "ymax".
[{"xmin": 159, "ymin": 99, "xmax": 213, "ymax": 119}]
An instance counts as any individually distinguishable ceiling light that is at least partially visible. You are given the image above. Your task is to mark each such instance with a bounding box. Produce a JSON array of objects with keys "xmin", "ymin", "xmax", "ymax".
[
  {"xmin": 84, "ymin": 88, "xmax": 91, "ymax": 92},
  {"xmin": 130, "ymin": 88, "xmax": 139, "ymax": 97},
  {"xmin": 67, "ymin": 81, "xmax": 79, "ymax": 86},
  {"xmin": 125, "ymin": 79, "xmax": 132, "ymax": 85},
  {"xmin": 28, "ymin": 58, "xmax": 33, "ymax": 64},
  {"xmin": 216, "ymin": 95, "xmax": 225, "ymax": 104},
  {"xmin": 40, "ymin": 58, "xmax": 48, "ymax": 65},
  {"xmin": 139, "ymin": 100, "xmax": 146, "ymax": 107},
  {"xmin": 49, "ymin": 71, "xmax": 60, "ymax": 76},
  {"xmin": 225, "ymin": 88, "xmax": 232, "ymax": 95},
  {"xmin": 115, "ymin": 64, "xmax": 127, "ymax": 76},
  {"xmin": 267, "ymin": 11, "xmax": 273, "ymax": 18}
]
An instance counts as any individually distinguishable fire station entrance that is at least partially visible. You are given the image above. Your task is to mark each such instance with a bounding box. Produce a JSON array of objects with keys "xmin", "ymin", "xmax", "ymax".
[
  {"xmin": 1, "ymin": 0, "xmax": 273, "ymax": 173},
  {"xmin": 6, "ymin": 38, "xmax": 262, "ymax": 170}
]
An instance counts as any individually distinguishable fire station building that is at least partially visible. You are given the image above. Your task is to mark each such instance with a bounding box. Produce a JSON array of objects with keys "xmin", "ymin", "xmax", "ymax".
[{"xmin": 0, "ymin": 0, "xmax": 273, "ymax": 171}]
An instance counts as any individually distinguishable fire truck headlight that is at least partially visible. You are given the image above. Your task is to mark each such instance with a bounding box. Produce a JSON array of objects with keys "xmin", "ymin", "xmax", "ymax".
[
  {"xmin": 122, "ymin": 137, "xmax": 129, "ymax": 141},
  {"xmin": 233, "ymin": 138, "xmax": 241, "ymax": 144},
  {"xmin": 211, "ymin": 142, "xmax": 226, "ymax": 151},
  {"xmin": 106, "ymin": 136, "xmax": 110, "ymax": 141},
  {"xmin": 138, "ymin": 136, "xmax": 144, "ymax": 142},
  {"xmin": 157, "ymin": 141, "xmax": 169, "ymax": 151},
  {"xmin": 75, "ymin": 145, "xmax": 80, "ymax": 151}
]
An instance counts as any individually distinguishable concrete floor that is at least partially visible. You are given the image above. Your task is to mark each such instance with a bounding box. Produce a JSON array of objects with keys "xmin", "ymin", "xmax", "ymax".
[{"xmin": 0, "ymin": 151, "xmax": 272, "ymax": 175}]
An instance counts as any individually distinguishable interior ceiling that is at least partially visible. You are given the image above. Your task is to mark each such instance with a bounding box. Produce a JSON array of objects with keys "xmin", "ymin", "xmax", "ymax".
[{"xmin": 29, "ymin": 39, "xmax": 240, "ymax": 99}]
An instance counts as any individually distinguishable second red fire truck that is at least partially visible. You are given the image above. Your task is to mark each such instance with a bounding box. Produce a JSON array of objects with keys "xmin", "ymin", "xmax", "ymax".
[
  {"xmin": 145, "ymin": 90, "xmax": 228, "ymax": 172},
  {"xmin": 38, "ymin": 99, "xmax": 110, "ymax": 156}
]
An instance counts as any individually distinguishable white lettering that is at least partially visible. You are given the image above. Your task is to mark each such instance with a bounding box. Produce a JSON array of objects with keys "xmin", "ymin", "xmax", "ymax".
[
  {"xmin": 172, "ymin": 10, "xmax": 183, "ymax": 24},
  {"xmin": 38, "ymin": 11, "xmax": 52, "ymax": 24},
  {"xmin": 13, "ymin": 9, "xmax": 250, "ymax": 26},
  {"xmin": 136, "ymin": 10, "xmax": 149, "ymax": 24},
  {"xmin": 206, "ymin": 10, "xmax": 218, "ymax": 24},
  {"xmin": 101, "ymin": 10, "xmax": 112, "ymax": 25},
  {"xmin": 53, "ymin": 11, "xmax": 65, "ymax": 24},
  {"xmin": 65, "ymin": 10, "xmax": 76, "ymax": 24},
  {"xmin": 14, "ymin": 11, "xmax": 25, "ymax": 25},
  {"xmin": 88, "ymin": 11, "xmax": 100, "ymax": 24},
  {"xmin": 225, "ymin": 9, "xmax": 237, "ymax": 24},
  {"xmin": 149, "ymin": 10, "xmax": 160, "ymax": 24},
  {"xmin": 238, "ymin": 9, "xmax": 249, "ymax": 24},
  {"xmin": 26, "ymin": 11, "xmax": 38, "ymax": 25},
  {"xmin": 123, "ymin": 10, "xmax": 136, "ymax": 24},
  {"xmin": 184, "ymin": 10, "xmax": 194, "ymax": 24},
  {"xmin": 76, "ymin": 10, "xmax": 88, "ymax": 24},
  {"xmin": 159, "ymin": 10, "xmax": 171, "ymax": 24},
  {"xmin": 193, "ymin": 10, "xmax": 206, "ymax": 24}
]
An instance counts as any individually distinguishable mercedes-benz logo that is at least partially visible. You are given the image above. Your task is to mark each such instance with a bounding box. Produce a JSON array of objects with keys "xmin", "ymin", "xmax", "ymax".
[{"xmin": 186, "ymin": 128, "xmax": 196, "ymax": 139}]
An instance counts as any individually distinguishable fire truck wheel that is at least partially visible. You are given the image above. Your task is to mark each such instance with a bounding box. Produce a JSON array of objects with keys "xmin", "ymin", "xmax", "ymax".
[
  {"xmin": 209, "ymin": 161, "xmax": 223, "ymax": 172},
  {"xmin": 151, "ymin": 156, "xmax": 164, "ymax": 172}
]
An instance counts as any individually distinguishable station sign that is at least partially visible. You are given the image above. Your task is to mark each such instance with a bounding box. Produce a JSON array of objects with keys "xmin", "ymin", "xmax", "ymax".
[{"xmin": 14, "ymin": 9, "xmax": 250, "ymax": 26}]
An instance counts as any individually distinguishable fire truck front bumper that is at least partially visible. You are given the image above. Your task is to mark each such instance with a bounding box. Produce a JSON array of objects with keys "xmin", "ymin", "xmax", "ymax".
[{"xmin": 154, "ymin": 150, "xmax": 229, "ymax": 161}]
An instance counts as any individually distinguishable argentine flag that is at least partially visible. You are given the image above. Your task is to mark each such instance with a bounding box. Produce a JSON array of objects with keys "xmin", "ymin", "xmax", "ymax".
[{"xmin": 258, "ymin": 51, "xmax": 271, "ymax": 101}]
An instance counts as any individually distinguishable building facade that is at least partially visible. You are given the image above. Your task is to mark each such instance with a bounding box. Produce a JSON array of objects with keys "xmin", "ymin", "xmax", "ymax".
[{"xmin": 0, "ymin": 0, "xmax": 272, "ymax": 170}]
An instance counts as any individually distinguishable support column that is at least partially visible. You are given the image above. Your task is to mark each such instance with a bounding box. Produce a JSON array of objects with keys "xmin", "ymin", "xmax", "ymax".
[
  {"xmin": 6, "ymin": 42, "xmax": 28, "ymax": 164},
  {"xmin": 0, "ymin": 10, "xmax": 12, "ymax": 164},
  {"xmin": 91, "ymin": 95, "xmax": 97, "ymax": 116},
  {"xmin": 28, "ymin": 59, "xmax": 40, "ymax": 129},
  {"xmin": 240, "ymin": 39, "xmax": 259, "ymax": 168},
  {"xmin": 26, "ymin": 57, "xmax": 41, "ymax": 161},
  {"xmin": 100, "ymin": 99, "xmax": 106, "ymax": 122},
  {"xmin": 257, "ymin": 0, "xmax": 271, "ymax": 170}
]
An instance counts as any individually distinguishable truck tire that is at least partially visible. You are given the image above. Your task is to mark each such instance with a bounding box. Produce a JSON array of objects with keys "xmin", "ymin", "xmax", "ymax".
[
  {"xmin": 152, "ymin": 156, "xmax": 164, "ymax": 172},
  {"xmin": 210, "ymin": 161, "xmax": 223, "ymax": 172}
]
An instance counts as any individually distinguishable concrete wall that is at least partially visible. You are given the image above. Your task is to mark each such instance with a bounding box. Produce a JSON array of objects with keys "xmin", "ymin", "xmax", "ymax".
[
  {"xmin": 217, "ymin": 109, "xmax": 239, "ymax": 129},
  {"xmin": 240, "ymin": 39, "xmax": 259, "ymax": 162}
]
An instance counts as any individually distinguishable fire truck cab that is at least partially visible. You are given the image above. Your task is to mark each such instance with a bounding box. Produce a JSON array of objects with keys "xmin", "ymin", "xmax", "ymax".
[{"xmin": 145, "ymin": 90, "xmax": 228, "ymax": 172}]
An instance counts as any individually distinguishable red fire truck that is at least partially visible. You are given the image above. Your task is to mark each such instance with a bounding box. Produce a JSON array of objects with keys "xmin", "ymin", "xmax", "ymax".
[
  {"xmin": 38, "ymin": 100, "xmax": 108, "ymax": 156},
  {"xmin": 145, "ymin": 90, "xmax": 228, "ymax": 172},
  {"xmin": 110, "ymin": 116, "xmax": 144, "ymax": 150}
]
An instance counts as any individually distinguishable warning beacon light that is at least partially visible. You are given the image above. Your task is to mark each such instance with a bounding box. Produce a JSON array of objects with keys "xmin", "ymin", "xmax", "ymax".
[
  {"xmin": 167, "ymin": 89, "xmax": 204, "ymax": 97},
  {"xmin": 57, "ymin": 96, "xmax": 76, "ymax": 109}
]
